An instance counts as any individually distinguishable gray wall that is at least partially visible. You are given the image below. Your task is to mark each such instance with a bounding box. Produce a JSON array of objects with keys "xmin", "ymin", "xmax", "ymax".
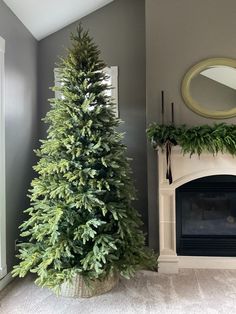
[
  {"xmin": 0, "ymin": 0, "xmax": 38, "ymax": 271},
  {"xmin": 146, "ymin": 0, "xmax": 236, "ymax": 249},
  {"xmin": 38, "ymin": 0, "xmax": 148, "ymax": 234}
]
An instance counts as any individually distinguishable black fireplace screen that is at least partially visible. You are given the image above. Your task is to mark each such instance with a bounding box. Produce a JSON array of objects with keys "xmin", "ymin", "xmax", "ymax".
[{"xmin": 176, "ymin": 175, "xmax": 236, "ymax": 256}]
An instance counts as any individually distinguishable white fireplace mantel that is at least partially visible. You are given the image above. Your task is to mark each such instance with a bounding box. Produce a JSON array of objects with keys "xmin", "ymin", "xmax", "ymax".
[{"xmin": 158, "ymin": 146, "xmax": 236, "ymax": 273}]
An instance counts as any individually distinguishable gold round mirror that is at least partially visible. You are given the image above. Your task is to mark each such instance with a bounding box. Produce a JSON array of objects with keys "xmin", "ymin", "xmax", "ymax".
[{"xmin": 181, "ymin": 58, "xmax": 236, "ymax": 119}]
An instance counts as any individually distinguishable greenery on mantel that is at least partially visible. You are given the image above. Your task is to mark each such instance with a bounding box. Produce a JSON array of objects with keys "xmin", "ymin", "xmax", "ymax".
[{"xmin": 147, "ymin": 123, "xmax": 236, "ymax": 156}]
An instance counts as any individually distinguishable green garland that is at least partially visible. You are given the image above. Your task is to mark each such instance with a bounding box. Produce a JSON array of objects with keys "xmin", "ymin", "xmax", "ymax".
[{"xmin": 147, "ymin": 123, "xmax": 236, "ymax": 156}]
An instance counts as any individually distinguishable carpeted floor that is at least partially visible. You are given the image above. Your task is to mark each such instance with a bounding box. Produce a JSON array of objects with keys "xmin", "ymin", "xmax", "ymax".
[{"xmin": 1, "ymin": 269, "xmax": 236, "ymax": 314}]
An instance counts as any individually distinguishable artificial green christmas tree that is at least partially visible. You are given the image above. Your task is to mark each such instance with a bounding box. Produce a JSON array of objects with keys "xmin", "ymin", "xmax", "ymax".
[{"xmin": 12, "ymin": 26, "xmax": 155, "ymax": 295}]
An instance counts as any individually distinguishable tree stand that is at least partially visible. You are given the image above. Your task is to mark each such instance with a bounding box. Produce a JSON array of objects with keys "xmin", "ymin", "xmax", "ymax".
[{"xmin": 60, "ymin": 272, "xmax": 119, "ymax": 298}]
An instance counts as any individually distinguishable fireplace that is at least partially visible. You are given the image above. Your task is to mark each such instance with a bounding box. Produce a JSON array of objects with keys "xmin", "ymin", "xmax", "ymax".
[
  {"xmin": 176, "ymin": 175, "xmax": 236, "ymax": 257},
  {"xmin": 158, "ymin": 146, "xmax": 236, "ymax": 273}
]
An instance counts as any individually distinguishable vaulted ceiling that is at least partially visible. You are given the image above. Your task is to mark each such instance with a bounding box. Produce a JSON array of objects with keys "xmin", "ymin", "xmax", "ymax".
[{"xmin": 3, "ymin": 0, "xmax": 114, "ymax": 40}]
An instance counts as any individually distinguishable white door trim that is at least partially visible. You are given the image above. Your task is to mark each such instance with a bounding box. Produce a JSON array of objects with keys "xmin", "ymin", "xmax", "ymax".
[{"xmin": 0, "ymin": 36, "xmax": 6, "ymax": 280}]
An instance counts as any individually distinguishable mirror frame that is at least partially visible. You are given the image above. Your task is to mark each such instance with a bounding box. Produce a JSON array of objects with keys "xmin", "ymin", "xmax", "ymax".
[{"xmin": 181, "ymin": 58, "xmax": 236, "ymax": 119}]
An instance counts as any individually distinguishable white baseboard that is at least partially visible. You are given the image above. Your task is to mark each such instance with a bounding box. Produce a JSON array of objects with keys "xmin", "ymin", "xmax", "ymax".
[
  {"xmin": 0, "ymin": 273, "xmax": 13, "ymax": 291},
  {"xmin": 179, "ymin": 256, "xmax": 236, "ymax": 270}
]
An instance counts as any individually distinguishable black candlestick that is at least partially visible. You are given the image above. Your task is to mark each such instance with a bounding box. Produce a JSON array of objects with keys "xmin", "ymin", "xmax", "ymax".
[
  {"xmin": 171, "ymin": 102, "xmax": 174, "ymax": 125},
  {"xmin": 161, "ymin": 90, "xmax": 164, "ymax": 125}
]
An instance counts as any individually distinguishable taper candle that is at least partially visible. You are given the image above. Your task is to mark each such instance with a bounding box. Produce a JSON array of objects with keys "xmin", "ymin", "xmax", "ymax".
[
  {"xmin": 171, "ymin": 102, "xmax": 174, "ymax": 125},
  {"xmin": 161, "ymin": 90, "xmax": 164, "ymax": 124}
]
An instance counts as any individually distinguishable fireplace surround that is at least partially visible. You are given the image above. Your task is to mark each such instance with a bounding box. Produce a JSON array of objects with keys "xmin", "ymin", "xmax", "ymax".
[{"xmin": 158, "ymin": 146, "xmax": 236, "ymax": 273}]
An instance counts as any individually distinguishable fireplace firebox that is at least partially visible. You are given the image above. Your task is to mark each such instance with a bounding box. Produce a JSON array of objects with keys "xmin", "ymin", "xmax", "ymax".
[{"xmin": 176, "ymin": 175, "xmax": 236, "ymax": 256}]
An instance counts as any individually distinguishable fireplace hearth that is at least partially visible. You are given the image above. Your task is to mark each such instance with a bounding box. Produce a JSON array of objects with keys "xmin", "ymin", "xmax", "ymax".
[{"xmin": 176, "ymin": 175, "xmax": 236, "ymax": 256}]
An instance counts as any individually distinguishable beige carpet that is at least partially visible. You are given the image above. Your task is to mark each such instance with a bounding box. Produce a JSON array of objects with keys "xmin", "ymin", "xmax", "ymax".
[{"xmin": 1, "ymin": 269, "xmax": 236, "ymax": 314}]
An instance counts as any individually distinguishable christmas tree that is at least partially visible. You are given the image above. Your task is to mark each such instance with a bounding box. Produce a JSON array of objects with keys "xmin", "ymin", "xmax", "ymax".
[{"xmin": 12, "ymin": 26, "xmax": 155, "ymax": 292}]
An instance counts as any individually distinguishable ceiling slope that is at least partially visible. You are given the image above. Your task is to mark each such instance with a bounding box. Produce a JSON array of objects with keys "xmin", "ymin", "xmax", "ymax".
[{"xmin": 3, "ymin": 0, "xmax": 113, "ymax": 40}]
